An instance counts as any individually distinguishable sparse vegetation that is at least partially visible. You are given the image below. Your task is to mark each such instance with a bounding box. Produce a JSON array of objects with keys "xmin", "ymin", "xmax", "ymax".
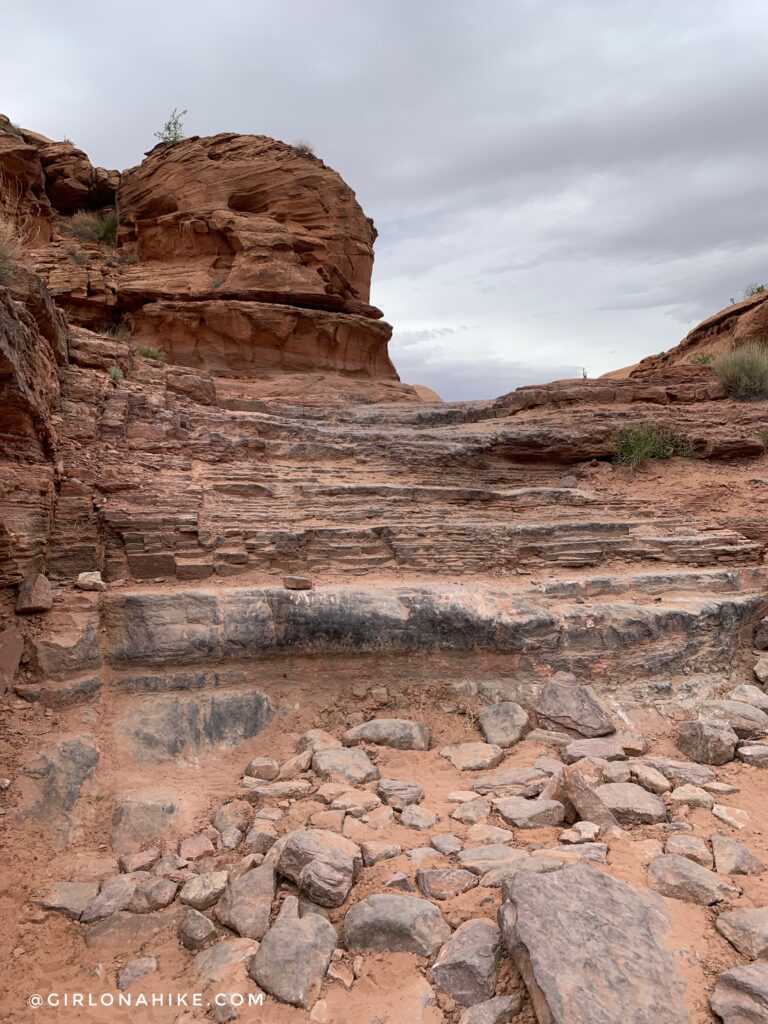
[
  {"xmin": 0, "ymin": 215, "xmax": 23, "ymax": 284},
  {"xmin": 136, "ymin": 344, "xmax": 166, "ymax": 361},
  {"xmin": 108, "ymin": 364, "xmax": 124, "ymax": 383},
  {"xmin": 613, "ymin": 423, "xmax": 693, "ymax": 470},
  {"xmin": 761, "ymin": 428, "xmax": 768, "ymax": 447},
  {"xmin": 68, "ymin": 210, "xmax": 117, "ymax": 244},
  {"xmin": 730, "ymin": 283, "xmax": 767, "ymax": 304},
  {"xmin": 104, "ymin": 322, "xmax": 133, "ymax": 343},
  {"xmin": 154, "ymin": 108, "xmax": 187, "ymax": 145},
  {"xmin": 691, "ymin": 354, "xmax": 713, "ymax": 365},
  {"xmin": 292, "ymin": 139, "xmax": 315, "ymax": 156},
  {"xmin": 712, "ymin": 342, "xmax": 768, "ymax": 400}
]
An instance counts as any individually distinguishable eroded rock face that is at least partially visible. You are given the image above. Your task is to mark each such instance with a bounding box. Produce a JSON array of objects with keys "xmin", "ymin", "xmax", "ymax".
[{"xmin": 499, "ymin": 863, "xmax": 690, "ymax": 1024}]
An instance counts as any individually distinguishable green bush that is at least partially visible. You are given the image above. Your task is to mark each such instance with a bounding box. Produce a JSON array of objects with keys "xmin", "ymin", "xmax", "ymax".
[
  {"xmin": 69, "ymin": 210, "xmax": 117, "ymax": 244},
  {"xmin": 154, "ymin": 108, "xmax": 187, "ymax": 144},
  {"xmin": 613, "ymin": 423, "xmax": 693, "ymax": 470},
  {"xmin": 691, "ymin": 354, "xmax": 713, "ymax": 365},
  {"xmin": 136, "ymin": 344, "xmax": 166, "ymax": 361},
  {"xmin": 108, "ymin": 364, "xmax": 124, "ymax": 383},
  {"xmin": 712, "ymin": 343, "xmax": 768, "ymax": 400},
  {"xmin": 0, "ymin": 216, "xmax": 22, "ymax": 284}
]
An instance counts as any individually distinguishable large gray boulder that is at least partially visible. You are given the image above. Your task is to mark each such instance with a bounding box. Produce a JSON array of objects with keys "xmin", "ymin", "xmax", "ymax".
[
  {"xmin": 494, "ymin": 797, "xmax": 565, "ymax": 829},
  {"xmin": 249, "ymin": 897, "xmax": 337, "ymax": 1008},
  {"xmin": 343, "ymin": 718, "xmax": 429, "ymax": 750},
  {"xmin": 378, "ymin": 778, "xmax": 424, "ymax": 810},
  {"xmin": 648, "ymin": 855, "xmax": 740, "ymax": 906},
  {"xmin": 716, "ymin": 907, "xmax": 768, "ymax": 959},
  {"xmin": 710, "ymin": 962, "xmax": 768, "ymax": 1022},
  {"xmin": 593, "ymin": 783, "xmax": 666, "ymax": 825},
  {"xmin": 535, "ymin": 680, "xmax": 614, "ymax": 738},
  {"xmin": 477, "ymin": 702, "xmax": 530, "ymax": 748},
  {"xmin": 214, "ymin": 864, "xmax": 275, "ymax": 939},
  {"xmin": 440, "ymin": 742, "xmax": 504, "ymax": 771},
  {"xmin": 312, "ymin": 746, "xmax": 378, "ymax": 785},
  {"xmin": 278, "ymin": 829, "xmax": 361, "ymax": 908},
  {"xmin": 711, "ymin": 835, "xmax": 765, "ymax": 876},
  {"xmin": 499, "ymin": 863, "xmax": 690, "ymax": 1023},
  {"xmin": 344, "ymin": 893, "xmax": 451, "ymax": 957},
  {"xmin": 676, "ymin": 720, "xmax": 738, "ymax": 765},
  {"xmin": 698, "ymin": 700, "xmax": 768, "ymax": 740},
  {"xmin": 430, "ymin": 919, "xmax": 501, "ymax": 1006}
]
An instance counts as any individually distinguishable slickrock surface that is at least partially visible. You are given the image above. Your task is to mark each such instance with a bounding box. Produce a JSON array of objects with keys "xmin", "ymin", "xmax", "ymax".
[{"xmin": 4, "ymin": 114, "xmax": 768, "ymax": 1023}]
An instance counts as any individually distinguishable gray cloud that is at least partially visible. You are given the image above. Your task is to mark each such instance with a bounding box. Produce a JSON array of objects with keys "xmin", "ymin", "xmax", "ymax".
[{"xmin": 3, "ymin": 0, "xmax": 768, "ymax": 398}]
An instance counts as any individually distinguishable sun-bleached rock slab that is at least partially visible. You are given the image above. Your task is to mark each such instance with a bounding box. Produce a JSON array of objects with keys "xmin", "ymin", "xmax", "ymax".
[
  {"xmin": 499, "ymin": 862, "xmax": 690, "ymax": 1024},
  {"xmin": 343, "ymin": 718, "xmax": 429, "ymax": 750}
]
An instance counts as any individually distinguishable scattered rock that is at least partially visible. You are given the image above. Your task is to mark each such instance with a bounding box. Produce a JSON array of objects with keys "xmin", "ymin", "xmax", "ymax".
[
  {"xmin": 648, "ymin": 854, "xmax": 740, "ymax": 905},
  {"xmin": 440, "ymin": 742, "xmax": 504, "ymax": 771},
  {"xmin": 119, "ymin": 848, "xmax": 161, "ymax": 873},
  {"xmin": 278, "ymin": 829, "xmax": 360, "ymax": 908},
  {"xmin": 458, "ymin": 995, "xmax": 523, "ymax": 1024},
  {"xmin": 494, "ymin": 797, "xmax": 565, "ymax": 828},
  {"xmin": 343, "ymin": 718, "xmax": 429, "ymax": 750},
  {"xmin": 214, "ymin": 864, "xmax": 276, "ymax": 939},
  {"xmin": 665, "ymin": 834, "xmax": 712, "ymax": 867},
  {"xmin": 36, "ymin": 881, "xmax": 99, "ymax": 919},
  {"xmin": 244, "ymin": 756, "xmax": 280, "ymax": 780},
  {"xmin": 417, "ymin": 869, "xmax": 478, "ymax": 900},
  {"xmin": 535, "ymin": 680, "xmax": 614, "ymax": 737},
  {"xmin": 180, "ymin": 908, "xmax": 218, "ymax": 950},
  {"xmin": 312, "ymin": 746, "xmax": 378, "ymax": 785},
  {"xmin": 84, "ymin": 907, "xmax": 184, "ymax": 951},
  {"xmin": 331, "ymin": 789, "xmax": 380, "ymax": 817},
  {"xmin": 76, "ymin": 571, "xmax": 106, "ymax": 592},
  {"xmin": 194, "ymin": 937, "xmax": 260, "ymax": 981},
  {"xmin": 117, "ymin": 956, "xmax": 156, "ymax": 990},
  {"xmin": 179, "ymin": 833, "xmax": 215, "ymax": 861},
  {"xmin": 676, "ymin": 720, "xmax": 738, "ymax": 765},
  {"xmin": 559, "ymin": 821, "xmax": 600, "ymax": 845},
  {"xmin": 593, "ymin": 783, "xmax": 667, "ymax": 825},
  {"xmin": 668, "ymin": 784, "xmax": 714, "ymax": 810},
  {"xmin": 637, "ymin": 757, "xmax": 715, "ymax": 787},
  {"xmin": 378, "ymin": 777, "xmax": 424, "ymax": 809},
  {"xmin": 431, "ymin": 919, "xmax": 501, "ymax": 1006},
  {"xmin": 81, "ymin": 872, "xmax": 151, "ymax": 923},
  {"xmin": 716, "ymin": 906, "xmax": 768, "ymax": 958},
  {"xmin": 212, "ymin": 800, "xmax": 253, "ymax": 834},
  {"xmin": 477, "ymin": 702, "xmax": 530, "ymax": 748},
  {"xmin": 432, "ymin": 833, "xmax": 463, "ymax": 855},
  {"xmin": 401, "ymin": 805, "xmax": 439, "ymax": 831},
  {"xmin": 452, "ymin": 799, "xmax": 491, "ymax": 825},
  {"xmin": 458, "ymin": 845, "xmax": 530, "ymax": 876},
  {"xmin": 15, "ymin": 574, "xmax": 53, "ymax": 614},
  {"xmin": 563, "ymin": 737, "xmax": 626, "ymax": 763},
  {"xmin": 728, "ymin": 684, "xmax": 768, "ymax": 713},
  {"xmin": 344, "ymin": 893, "xmax": 451, "ymax": 957},
  {"xmin": 296, "ymin": 730, "xmax": 341, "ymax": 754},
  {"xmin": 250, "ymin": 897, "xmax": 337, "ymax": 1008},
  {"xmin": 713, "ymin": 804, "xmax": 750, "ymax": 830},
  {"xmin": 500, "ymin": 862, "xmax": 690, "ymax": 1023},
  {"xmin": 710, "ymin": 962, "xmax": 768, "ymax": 1022},
  {"xmin": 361, "ymin": 841, "xmax": 401, "ymax": 866},
  {"xmin": 630, "ymin": 763, "xmax": 670, "ymax": 795},
  {"xmin": 128, "ymin": 876, "xmax": 178, "ymax": 913},
  {"xmin": 562, "ymin": 766, "xmax": 622, "ymax": 836},
  {"xmin": 698, "ymin": 700, "xmax": 768, "ymax": 740},
  {"xmin": 180, "ymin": 871, "xmax": 229, "ymax": 910},
  {"xmin": 738, "ymin": 744, "xmax": 768, "ymax": 767},
  {"xmin": 711, "ymin": 834, "xmax": 765, "ymax": 875},
  {"xmin": 283, "ymin": 575, "xmax": 312, "ymax": 590}
]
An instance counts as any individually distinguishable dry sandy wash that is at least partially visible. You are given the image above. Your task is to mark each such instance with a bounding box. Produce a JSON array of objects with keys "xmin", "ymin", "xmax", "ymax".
[{"xmin": 2, "ymin": 112, "xmax": 768, "ymax": 1023}]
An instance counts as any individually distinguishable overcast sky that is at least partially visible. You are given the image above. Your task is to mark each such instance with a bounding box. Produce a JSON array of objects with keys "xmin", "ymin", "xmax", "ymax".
[{"xmin": 3, "ymin": 0, "xmax": 768, "ymax": 399}]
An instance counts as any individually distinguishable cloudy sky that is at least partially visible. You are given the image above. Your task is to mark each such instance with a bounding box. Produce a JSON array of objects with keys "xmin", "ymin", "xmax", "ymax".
[{"xmin": 4, "ymin": 0, "xmax": 768, "ymax": 399}]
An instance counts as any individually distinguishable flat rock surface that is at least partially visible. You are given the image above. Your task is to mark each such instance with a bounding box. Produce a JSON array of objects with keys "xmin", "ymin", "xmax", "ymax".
[
  {"xmin": 710, "ymin": 962, "xmax": 768, "ymax": 1022},
  {"xmin": 344, "ymin": 893, "xmax": 451, "ymax": 957},
  {"xmin": 500, "ymin": 862, "xmax": 690, "ymax": 1023},
  {"xmin": 343, "ymin": 718, "xmax": 429, "ymax": 750}
]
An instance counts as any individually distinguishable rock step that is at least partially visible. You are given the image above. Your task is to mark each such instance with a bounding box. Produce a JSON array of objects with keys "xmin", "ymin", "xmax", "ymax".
[{"xmin": 99, "ymin": 581, "xmax": 762, "ymax": 682}]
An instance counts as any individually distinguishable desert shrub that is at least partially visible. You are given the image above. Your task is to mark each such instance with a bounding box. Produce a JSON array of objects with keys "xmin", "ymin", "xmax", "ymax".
[
  {"xmin": 154, "ymin": 108, "xmax": 187, "ymax": 144},
  {"xmin": 712, "ymin": 342, "xmax": 768, "ymax": 400},
  {"xmin": 744, "ymin": 282, "xmax": 767, "ymax": 298},
  {"xmin": 691, "ymin": 354, "xmax": 712, "ymax": 365},
  {"xmin": 292, "ymin": 139, "xmax": 315, "ymax": 156},
  {"xmin": 613, "ymin": 423, "xmax": 693, "ymax": 470},
  {"xmin": 65, "ymin": 244, "xmax": 85, "ymax": 265},
  {"xmin": 108, "ymin": 364, "xmax": 124, "ymax": 383},
  {"xmin": 136, "ymin": 344, "xmax": 166, "ymax": 361},
  {"xmin": 0, "ymin": 216, "xmax": 22, "ymax": 284},
  {"xmin": 69, "ymin": 210, "xmax": 117, "ymax": 244}
]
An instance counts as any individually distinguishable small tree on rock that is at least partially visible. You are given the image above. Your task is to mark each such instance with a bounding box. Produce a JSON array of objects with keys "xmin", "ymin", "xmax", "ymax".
[{"xmin": 154, "ymin": 108, "xmax": 187, "ymax": 145}]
